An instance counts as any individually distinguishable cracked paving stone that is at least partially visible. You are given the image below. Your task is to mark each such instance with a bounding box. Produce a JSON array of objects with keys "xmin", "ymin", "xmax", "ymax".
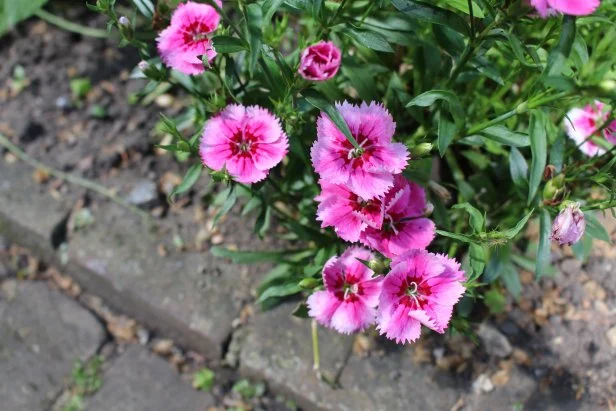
[
  {"xmin": 0, "ymin": 280, "xmax": 105, "ymax": 410},
  {"xmin": 84, "ymin": 344, "xmax": 214, "ymax": 411}
]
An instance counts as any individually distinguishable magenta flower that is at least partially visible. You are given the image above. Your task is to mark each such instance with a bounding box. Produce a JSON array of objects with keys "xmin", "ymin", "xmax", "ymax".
[
  {"xmin": 359, "ymin": 176, "xmax": 435, "ymax": 258},
  {"xmin": 604, "ymin": 120, "xmax": 616, "ymax": 145},
  {"xmin": 550, "ymin": 202, "xmax": 586, "ymax": 246},
  {"xmin": 311, "ymin": 102, "xmax": 409, "ymax": 200},
  {"xmin": 157, "ymin": 1, "xmax": 221, "ymax": 75},
  {"xmin": 377, "ymin": 250, "xmax": 465, "ymax": 344},
  {"xmin": 298, "ymin": 41, "xmax": 342, "ymax": 82},
  {"xmin": 315, "ymin": 181, "xmax": 384, "ymax": 242},
  {"xmin": 307, "ymin": 247, "xmax": 383, "ymax": 334},
  {"xmin": 564, "ymin": 101, "xmax": 613, "ymax": 157},
  {"xmin": 530, "ymin": 0, "xmax": 600, "ymax": 17},
  {"xmin": 199, "ymin": 104, "xmax": 288, "ymax": 184}
]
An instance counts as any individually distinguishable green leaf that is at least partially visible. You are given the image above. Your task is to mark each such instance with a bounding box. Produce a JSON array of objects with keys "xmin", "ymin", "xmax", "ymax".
[
  {"xmin": 528, "ymin": 111, "xmax": 547, "ymax": 205},
  {"xmin": 131, "ymin": 0, "xmax": 154, "ymax": 19},
  {"xmin": 192, "ymin": 368, "xmax": 215, "ymax": 392},
  {"xmin": 438, "ymin": 111, "xmax": 457, "ymax": 156},
  {"xmin": 497, "ymin": 209, "xmax": 535, "ymax": 239},
  {"xmin": 169, "ymin": 163, "xmax": 202, "ymax": 201},
  {"xmin": 478, "ymin": 126, "xmax": 530, "ymax": 147},
  {"xmin": 292, "ymin": 302, "xmax": 309, "ymax": 318},
  {"xmin": 443, "ymin": 0, "xmax": 484, "ymax": 18},
  {"xmin": 585, "ymin": 212, "xmax": 611, "ymax": 243},
  {"xmin": 302, "ymin": 88, "xmax": 359, "ymax": 149},
  {"xmin": 255, "ymin": 205, "xmax": 272, "ymax": 238},
  {"xmin": 509, "ymin": 147, "xmax": 529, "ymax": 193},
  {"xmin": 483, "ymin": 246, "xmax": 509, "ymax": 283},
  {"xmin": 436, "ymin": 229, "xmax": 475, "ymax": 243},
  {"xmin": 212, "ymin": 36, "xmax": 249, "ymax": 53},
  {"xmin": 391, "ymin": 0, "xmax": 469, "ymax": 35},
  {"xmin": 213, "ymin": 186, "xmax": 237, "ymax": 226},
  {"xmin": 256, "ymin": 283, "xmax": 302, "ymax": 304},
  {"xmin": 343, "ymin": 29, "xmax": 394, "ymax": 53},
  {"xmin": 262, "ymin": 0, "xmax": 285, "ymax": 22},
  {"xmin": 536, "ymin": 209, "xmax": 552, "ymax": 279},
  {"xmin": 546, "ymin": 15, "xmax": 576, "ymax": 76},
  {"xmin": 469, "ymin": 244, "xmax": 486, "ymax": 279},
  {"xmin": 246, "ymin": 4, "xmax": 263, "ymax": 77},
  {"xmin": 484, "ymin": 288, "xmax": 506, "ymax": 314},
  {"xmin": 0, "ymin": 0, "xmax": 48, "ymax": 35},
  {"xmin": 501, "ymin": 263, "xmax": 521, "ymax": 299},
  {"xmin": 406, "ymin": 90, "xmax": 464, "ymax": 121},
  {"xmin": 453, "ymin": 203, "xmax": 484, "ymax": 233},
  {"xmin": 549, "ymin": 134, "xmax": 565, "ymax": 173}
]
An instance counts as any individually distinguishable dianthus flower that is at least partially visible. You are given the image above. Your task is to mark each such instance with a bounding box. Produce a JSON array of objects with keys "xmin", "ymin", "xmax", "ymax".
[
  {"xmin": 200, "ymin": 105, "xmax": 288, "ymax": 184},
  {"xmin": 377, "ymin": 250, "xmax": 465, "ymax": 344},
  {"xmin": 298, "ymin": 41, "xmax": 342, "ymax": 82},
  {"xmin": 550, "ymin": 202, "xmax": 586, "ymax": 246},
  {"xmin": 311, "ymin": 102, "xmax": 409, "ymax": 200},
  {"xmin": 564, "ymin": 101, "xmax": 613, "ymax": 157},
  {"xmin": 315, "ymin": 181, "xmax": 384, "ymax": 243},
  {"xmin": 530, "ymin": 0, "xmax": 600, "ymax": 17},
  {"xmin": 157, "ymin": 1, "xmax": 221, "ymax": 75},
  {"xmin": 307, "ymin": 247, "xmax": 383, "ymax": 334},
  {"xmin": 359, "ymin": 176, "xmax": 435, "ymax": 258}
]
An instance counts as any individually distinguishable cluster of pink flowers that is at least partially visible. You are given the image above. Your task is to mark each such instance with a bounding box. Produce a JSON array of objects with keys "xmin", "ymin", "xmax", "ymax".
[
  {"xmin": 530, "ymin": 0, "xmax": 600, "ymax": 17},
  {"xmin": 307, "ymin": 247, "xmax": 466, "ymax": 342},
  {"xmin": 564, "ymin": 101, "xmax": 616, "ymax": 157},
  {"xmin": 312, "ymin": 102, "xmax": 435, "ymax": 257}
]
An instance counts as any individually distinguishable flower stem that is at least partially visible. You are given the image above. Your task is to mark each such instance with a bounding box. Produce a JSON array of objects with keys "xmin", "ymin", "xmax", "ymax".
[
  {"xmin": 0, "ymin": 134, "xmax": 152, "ymax": 223},
  {"xmin": 311, "ymin": 319, "xmax": 322, "ymax": 380},
  {"xmin": 35, "ymin": 9, "xmax": 109, "ymax": 38}
]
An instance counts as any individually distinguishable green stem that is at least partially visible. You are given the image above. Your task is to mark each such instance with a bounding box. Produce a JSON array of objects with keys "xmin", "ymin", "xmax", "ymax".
[
  {"xmin": 0, "ymin": 134, "xmax": 152, "ymax": 222},
  {"xmin": 311, "ymin": 319, "xmax": 322, "ymax": 380},
  {"xmin": 35, "ymin": 9, "xmax": 109, "ymax": 38}
]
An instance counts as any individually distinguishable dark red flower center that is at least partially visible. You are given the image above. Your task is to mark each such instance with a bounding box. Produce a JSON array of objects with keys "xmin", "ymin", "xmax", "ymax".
[
  {"xmin": 338, "ymin": 134, "xmax": 374, "ymax": 168},
  {"xmin": 182, "ymin": 21, "xmax": 212, "ymax": 45},
  {"xmin": 332, "ymin": 271, "xmax": 364, "ymax": 302},
  {"xmin": 397, "ymin": 277, "xmax": 431, "ymax": 310},
  {"xmin": 229, "ymin": 131, "xmax": 259, "ymax": 158}
]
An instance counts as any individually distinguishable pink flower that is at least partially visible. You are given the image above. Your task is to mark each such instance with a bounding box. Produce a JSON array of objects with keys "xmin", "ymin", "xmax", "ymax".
[
  {"xmin": 377, "ymin": 250, "xmax": 465, "ymax": 344},
  {"xmin": 604, "ymin": 120, "xmax": 616, "ymax": 145},
  {"xmin": 307, "ymin": 247, "xmax": 383, "ymax": 334},
  {"xmin": 199, "ymin": 105, "xmax": 288, "ymax": 184},
  {"xmin": 550, "ymin": 202, "xmax": 586, "ymax": 246},
  {"xmin": 298, "ymin": 41, "xmax": 342, "ymax": 81},
  {"xmin": 315, "ymin": 181, "xmax": 384, "ymax": 242},
  {"xmin": 564, "ymin": 101, "xmax": 612, "ymax": 157},
  {"xmin": 359, "ymin": 176, "xmax": 435, "ymax": 258},
  {"xmin": 311, "ymin": 102, "xmax": 409, "ymax": 200},
  {"xmin": 157, "ymin": 1, "xmax": 221, "ymax": 75},
  {"xmin": 530, "ymin": 0, "xmax": 600, "ymax": 17}
]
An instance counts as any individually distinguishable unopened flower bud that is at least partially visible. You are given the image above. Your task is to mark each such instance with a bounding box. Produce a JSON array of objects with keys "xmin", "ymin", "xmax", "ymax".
[
  {"xmin": 118, "ymin": 16, "xmax": 133, "ymax": 40},
  {"xmin": 367, "ymin": 259, "xmax": 386, "ymax": 274},
  {"xmin": 118, "ymin": 16, "xmax": 130, "ymax": 26},
  {"xmin": 299, "ymin": 278, "xmax": 318, "ymax": 289},
  {"xmin": 138, "ymin": 61, "xmax": 149, "ymax": 72},
  {"xmin": 550, "ymin": 202, "xmax": 585, "ymax": 246},
  {"xmin": 543, "ymin": 174, "xmax": 565, "ymax": 202},
  {"xmin": 424, "ymin": 202, "xmax": 434, "ymax": 217},
  {"xmin": 410, "ymin": 142, "xmax": 433, "ymax": 158}
]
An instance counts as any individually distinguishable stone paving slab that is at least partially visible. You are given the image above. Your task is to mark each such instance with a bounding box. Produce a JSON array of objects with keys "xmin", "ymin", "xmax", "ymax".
[
  {"xmin": 0, "ymin": 280, "xmax": 105, "ymax": 410},
  {"xmin": 0, "ymin": 161, "xmax": 73, "ymax": 262},
  {"xmin": 85, "ymin": 344, "xmax": 214, "ymax": 411},
  {"xmin": 239, "ymin": 302, "xmax": 360, "ymax": 411},
  {"xmin": 0, "ymin": 159, "xmax": 260, "ymax": 358},
  {"xmin": 65, "ymin": 200, "xmax": 255, "ymax": 358}
]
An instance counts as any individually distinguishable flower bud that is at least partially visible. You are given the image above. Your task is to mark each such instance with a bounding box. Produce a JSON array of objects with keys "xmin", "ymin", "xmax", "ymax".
[
  {"xmin": 410, "ymin": 143, "xmax": 433, "ymax": 158},
  {"xmin": 138, "ymin": 61, "xmax": 149, "ymax": 72},
  {"xmin": 550, "ymin": 202, "xmax": 585, "ymax": 246},
  {"xmin": 542, "ymin": 174, "xmax": 565, "ymax": 202},
  {"xmin": 299, "ymin": 278, "xmax": 318, "ymax": 289},
  {"xmin": 118, "ymin": 16, "xmax": 133, "ymax": 40},
  {"xmin": 423, "ymin": 202, "xmax": 434, "ymax": 217},
  {"xmin": 600, "ymin": 79, "xmax": 616, "ymax": 93},
  {"xmin": 367, "ymin": 258, "xmax": 386, "ymax": 274}
]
